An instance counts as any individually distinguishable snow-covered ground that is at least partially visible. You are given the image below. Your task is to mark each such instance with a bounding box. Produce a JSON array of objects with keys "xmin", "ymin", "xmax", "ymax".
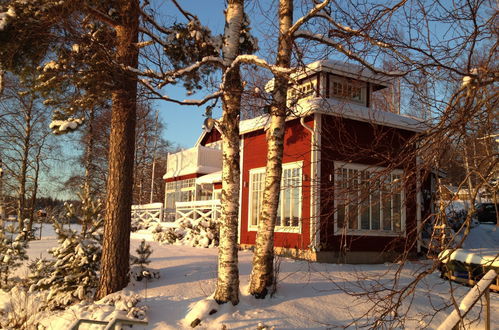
[{"xmin": 3, "ymin": 223, "xmax": 499, "ymax": 329}]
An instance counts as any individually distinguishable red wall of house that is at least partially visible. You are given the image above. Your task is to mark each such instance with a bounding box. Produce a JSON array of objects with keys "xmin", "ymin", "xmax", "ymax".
[
  {"xmin": 239, "ymin": 117, "xmax": 314, "ymax": 249},
  {"xmin": 200, "ymin": 129, "xmax": 222, "ymax": 145},
  {"xmin": 319, "ymin": 114, "xmax": 418, "ymax": 254}
]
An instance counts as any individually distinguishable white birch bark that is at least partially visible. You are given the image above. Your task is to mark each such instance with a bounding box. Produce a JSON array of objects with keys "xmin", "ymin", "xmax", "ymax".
[
  {"xmin": 213, "ymin": 0, "xmax": 244, "ymax": 305},
  {"xmin": 249, "ymin": 0, "xmax": 293, "ymax": 298}
]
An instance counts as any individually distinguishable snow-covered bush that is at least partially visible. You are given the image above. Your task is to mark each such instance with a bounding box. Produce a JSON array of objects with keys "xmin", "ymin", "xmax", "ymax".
[
  {"xmin": 0, "ymin": 286, "xmax": 45, "ymax": 329},
  {"xmin": 96, "ymin": 290, "xmax": 148, "ymax": 320},
  {"xmin": 153, "ymin": 217, "xmax": 219, "ymax": 248},
  {"xmin": 28, "ymin": 188, "xmax": 103, "ymax": 310},
  {"xmin": 131, "ymin": 216, "xmax": 161, "ymax": 232},
  {"xmin": 0, "ymin": 225, "xmax": 28, "ymax": 290}
]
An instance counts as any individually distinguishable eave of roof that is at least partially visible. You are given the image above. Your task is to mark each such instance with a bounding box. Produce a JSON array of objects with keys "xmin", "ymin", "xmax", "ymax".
[{"xmin": 237, "ymin": 98, "xmax": 426, "ymax": 135}]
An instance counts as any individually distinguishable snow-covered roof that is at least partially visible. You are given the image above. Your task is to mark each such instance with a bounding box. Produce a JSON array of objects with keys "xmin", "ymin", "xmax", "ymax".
[
  {"xmin": 235, "ymin": 98, "xmax": 425, "ymax": 135},
  {"xmin": 302, "ymin": 60, "xmax": 394, "ymax": 89},
  {"xmin": 196, "ymin": 171, "xmax": 222, "ymax": 184},
  {"xmin": 239, "ymin": 115, "xmax": 271, "ymax": 134},
  {"xmin": 265, "ymin": 59, "xmax": 395, "ymax": 92},
  {"xmin": 302, "ymin": 98, "xmax": 426, "ymax": 132}
]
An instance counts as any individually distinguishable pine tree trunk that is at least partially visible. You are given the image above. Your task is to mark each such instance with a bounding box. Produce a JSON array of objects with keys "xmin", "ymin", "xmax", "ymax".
[
  {"xmin": 213, "ymin": 0, "xmax": 245, "ymax": 306},
  {"xmin": 249, "ymin": 0, "xmax": 293, "ymax": 298},
  {"xmin": 95, "ymin": 0, "xmax": 139, "ymax": 300}
]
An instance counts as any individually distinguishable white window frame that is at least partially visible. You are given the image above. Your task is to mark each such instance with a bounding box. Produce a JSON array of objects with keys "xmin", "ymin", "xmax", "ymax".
[
  {"xmin": 288, "ymin": 77, "xmax": 317, "ymax": 102},
  {"xmin": 165, "ymin": 178, "xmax": 196, "ymax": 208},
  {"xmin": 329, "ymin": 76, "xmax": 367, "ymax": 105},
  {"xmin": 248, "ymin": 161, "xmax": 303, "ymax": 233},
  {"xmin": 333, "ymin": 161, "xmax": 406, "ymax": 237},
  {"xmin": 212, "ymin": 188, "xmax": 222, "ymax": 201}
]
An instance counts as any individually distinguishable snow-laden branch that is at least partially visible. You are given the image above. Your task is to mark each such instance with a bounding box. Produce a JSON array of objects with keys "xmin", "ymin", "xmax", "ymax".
[
  {"xmin": 123, "ymin": 56, "xmax": 224, "ymax": 87},
  {"xmin": 123, "ymin": 65, "xmax": 173, "ymax": 83},
  {"xmin": 293, "ymin": 30, "xmax": 407, "ymax": 77},
  {"xmin": 138, "ymin": 74, "xmax": 221, "ymax": 107},
  {"xmin": 139, "ymin": 76, "xmax": 222, "ymax": 106},
  {"xmin": 167, "ymin": 56, "xmax": 225, "ymax": 78},
  {"xmin": 135, "ymin": 40, "xmax": 153, "ymax": 48},
  {"xmin": 229, "ymin": 55, "xmax": 293, "ymax": 77},
  {"xmin": 288, "ymin": 0, "xmax": 330, "ymax": 36}
]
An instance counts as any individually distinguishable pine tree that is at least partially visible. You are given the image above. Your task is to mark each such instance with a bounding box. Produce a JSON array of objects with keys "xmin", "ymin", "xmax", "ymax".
[
  {"xmin": 28, "ymin": 188, "xmax": 103, "ymax": 310},
  {"xmin": 0, "ymin": 225, "xmax": 28, "ymax": 289},
  {"xmin": 1, "ymin": 0, "xmax": 224, "ymax": 299},
  {"xmin": 130, "ymin": 239, "xmax": 159, "ymax": 281},
  {"xmin": 131, "ymin": 239, "xmax": 152, "ymax": 270}
]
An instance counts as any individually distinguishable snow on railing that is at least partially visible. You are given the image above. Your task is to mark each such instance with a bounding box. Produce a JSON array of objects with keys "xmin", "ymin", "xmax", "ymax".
[
  {"xmin": 437, "ymin": 269, "xmax": 497, "ymax": 330},
  {"xmin": 131, "ymin": 202, "xmax": 164, "ymax": 223},
  {"xmin": 69, "ymin": 316, "xmax": 148, "ymax": 330},
  {"xmin": 175, "ymin": 199, "xmax": 221, "ymax": 223}
]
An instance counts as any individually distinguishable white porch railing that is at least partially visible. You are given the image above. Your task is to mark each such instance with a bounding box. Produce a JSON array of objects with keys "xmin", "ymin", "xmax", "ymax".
[
  {"xmin": 438, "ymin": 269, "xmax": 497, "ymax": 330},
  {"xmin": 131, "ymin": 203, "xmax": 165, "ymax": 223},
  {"xmin": 175, "ymin": 200, "xmax": 221, "ymax": 223}
]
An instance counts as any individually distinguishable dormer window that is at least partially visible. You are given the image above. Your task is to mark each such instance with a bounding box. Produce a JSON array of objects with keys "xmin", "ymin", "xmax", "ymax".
[
  {"xmin": 330, "ymin": 76, "xmax": 366, "ymax": 104},
  {"xmin": 288, "ymin": 77, "xmax": 317, "ymax": 102}
]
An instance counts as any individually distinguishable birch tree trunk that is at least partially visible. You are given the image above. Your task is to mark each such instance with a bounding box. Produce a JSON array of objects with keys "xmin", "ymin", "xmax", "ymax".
[
  {"xmin": 27, "ymin": 138, "xmax": 44, "ymax": 234},
  {"xmin": 81, "ymin": 107, "xmax": 96, "ymax": 237},
  {"xmin": 249, "ymin": 0, "xmax": 293, "ymax": 298},
  {"xmin": 95, "ymin": 0, "xmax": 139, "ymax": 299},
  {"xmin": 17, "ymin": 100, "xmax": 32, "ymax": 231},
  {"xmin": 213, "ymin": 0, "xmax": 245, "ymax": 305}
]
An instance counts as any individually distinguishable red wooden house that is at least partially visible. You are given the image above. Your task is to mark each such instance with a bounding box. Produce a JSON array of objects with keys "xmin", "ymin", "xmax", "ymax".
[{"xmin": 163, "ymin": 60, "xmax": 427, "ymax": 263}]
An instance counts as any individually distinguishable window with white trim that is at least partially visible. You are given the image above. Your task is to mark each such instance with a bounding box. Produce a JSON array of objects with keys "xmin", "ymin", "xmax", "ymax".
[
  {"xmin": 335, "ymin": 162, "xmax": 404, "ymax": 235},
  {"xmin": 288, "ymin": 77, "xmax": 317, "ymax": 102},
  {"xmin": 249, "ymin": 162, "xmax": 302, "ymax": 231},
  {"xmin": 329, "ymin": 76, "xmax": 366, "ymax": 104},
  {"xmin": 165, "ymin": 178, "xmax": 196, "ymax": 209}
]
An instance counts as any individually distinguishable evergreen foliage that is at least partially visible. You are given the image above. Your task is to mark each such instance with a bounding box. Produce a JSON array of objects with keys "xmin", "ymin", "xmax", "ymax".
[
  {"xmin": 131, "ymin": 239, "xmax": 152, "ymax": 270},
  {"xmin": 0, "ymin": 224, "xmax": 28, "ymax": 290},
  {"xmin": 28, "ymin": 187, "xmax": 103, "ymax": 310},
  {"xmin": 130, "ymin": 239, "xmax": 159, "ymax": 281}
]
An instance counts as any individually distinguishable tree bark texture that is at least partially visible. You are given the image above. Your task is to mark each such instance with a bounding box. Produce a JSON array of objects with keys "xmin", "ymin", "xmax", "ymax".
[
  {"xmin": 213, "ymin": 0, "xmax": 244, "ymax": 306},
  {"xmin": 17, "ymin": 102, "xmax": 32, "ymax": 230},
  {"xmin": 96, "ymin": 0, "xmax": 139, "ymax": 300},
  {"xmin": 27, "ymin": 141, "xmax": 43, "ymax": 233},
  {"xmin": 249, "ymin": 0, "xmax": 293, "ymax": 298}
]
